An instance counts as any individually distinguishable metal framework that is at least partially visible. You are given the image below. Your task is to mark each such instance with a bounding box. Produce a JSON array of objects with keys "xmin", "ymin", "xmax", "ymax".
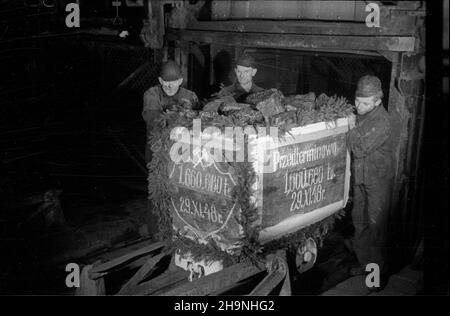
[{"xmin": 77, "ymin": 239, "xmax": 292, "ymax": 296}]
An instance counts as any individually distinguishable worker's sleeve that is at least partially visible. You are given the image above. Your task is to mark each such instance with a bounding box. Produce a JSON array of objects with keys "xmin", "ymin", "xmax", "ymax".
[
  {"xmin": 216, "ymin": 86, "xmax": 234, "ymax": 98},
  {"xmin": 142, "ymin": 91, "xmax": 163, "ymax": 127},
  {"xmin": 179, "ymin": 91, "xmax": 200, "ymax": 110},
  {"xmin": 191, "ymin": 92, "xmax": 199, "ymax": 109},
  {"xmin": 348, "ymin": 115, "xmax": 390, "ymax": 158}
]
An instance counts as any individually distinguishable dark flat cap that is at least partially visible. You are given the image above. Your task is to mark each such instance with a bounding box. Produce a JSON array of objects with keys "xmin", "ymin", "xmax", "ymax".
[
  {"xmin": 236, "ymin": 53, "xmax": 256, "ymax": 68},
  {"xmin": 356, "ymin": 75, "xmax": 383, "ymax": 98},
  {"xmin": 160, "ymin": 60, "xmax": 183, "ymax": 81}
]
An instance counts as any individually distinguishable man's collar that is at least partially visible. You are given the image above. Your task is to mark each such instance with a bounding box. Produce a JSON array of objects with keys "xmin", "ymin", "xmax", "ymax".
[
  {"xmin": 358, "ymin": 104, "xmax": 383, "ymax": 121},
  {"xmin": 249, "ymin": 83, "xmax": 261, "ymax": 92},
  {"xmin": 159, "ymin": 84, "xmax": 182, "ymax": 98},
  {"xmin": 234, "ymin": 81, "xmax": 258, "ymax": 93}
]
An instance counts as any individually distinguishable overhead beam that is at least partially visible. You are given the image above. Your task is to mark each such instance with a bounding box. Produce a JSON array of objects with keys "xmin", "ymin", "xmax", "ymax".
[
  {"xmin": 167, "ymin": 30, "xmax": 416, "ymax": 53},
  {"xmin": 177, "ymin": 19, "xmax": 416, "ymax": 37}
]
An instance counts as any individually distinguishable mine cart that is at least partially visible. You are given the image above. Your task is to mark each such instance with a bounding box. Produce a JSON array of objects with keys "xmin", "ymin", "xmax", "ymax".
[{"xmin": 168, "ymin": 114, "xmax": 354, "ymax": 272}]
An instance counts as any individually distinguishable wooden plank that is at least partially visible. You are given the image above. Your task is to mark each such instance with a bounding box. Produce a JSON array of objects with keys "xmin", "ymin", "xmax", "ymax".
[
  {"xmin": 76, "ymin": 265, "xmax": 106, "ymax": 296},
  {"xmin": 249, "ymin": 250, "xmax": 291, "ymax": 296},
  {"xmin": 208, "ymin": 275, "xmax": 263, "ymax": 296},
  {"xmin": 279, "ymin": 270, "xmax": 291, "ymax": 296},
  {"xmin": 248, "ymin": 270, "xmax": 286, "ymax": 296},
  {"xmin": 90, "ymin": 241, "xmax": 165, "ymax": 274},
  {"xmin": 116, "ymin": 252, "xmax": 166, "ymax": 295},
  {"xmin": 125, "ymin": 268, "xmax": 190, "ymax": 295},
  {"xmin": 151, "ymin": 278, "xmax": 191, "ymax": 296},
  {"xmin": 160, "ymin": 262, "xmax": 265, "ymax": 296},
  {"xmin": 167, "ymin": 30, "xmax": 416, "ymax": 53}
]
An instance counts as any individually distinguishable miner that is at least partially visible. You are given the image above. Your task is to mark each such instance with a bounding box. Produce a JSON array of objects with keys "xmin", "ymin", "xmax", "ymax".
[
  {"xmin": 142, "ymin": 60, "xmax": 198, "ymax": 240},
  {"xmin": 142, "ymin": 60, "xmax": 199, "ymax": 163},
  {"xmin": 347, "ymin": 75, "xmax": 394, "ymax": 288},
  {"xmin": 215, "ymin": 52, "xmax": 264, "ymax": 102}
]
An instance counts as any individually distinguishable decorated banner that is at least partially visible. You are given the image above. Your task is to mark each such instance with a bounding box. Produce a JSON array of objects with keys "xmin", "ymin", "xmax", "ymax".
[
  {"xmin": 261, "ymin": 131, "xmax": 348, "ymax": 228},
  {"xmin": 168, "ymin": 157, "xmax": 241, "ymax": 252}
]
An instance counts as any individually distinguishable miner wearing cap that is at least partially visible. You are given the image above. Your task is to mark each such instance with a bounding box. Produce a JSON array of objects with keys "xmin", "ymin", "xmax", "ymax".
[
  {"xmin": 142, "ymin": 60, "xmax": 199, "ymax": 163},
  {"xmin": 216, "ymin": 52, "xmax": 264, "ymax": 102},
  {"xmin": 347, "ymin": 75, "xmax": 394, "ymax": 286},
  {"xmin": 142, "ymin": 60, "xmax": 198, "ymax": 240}
]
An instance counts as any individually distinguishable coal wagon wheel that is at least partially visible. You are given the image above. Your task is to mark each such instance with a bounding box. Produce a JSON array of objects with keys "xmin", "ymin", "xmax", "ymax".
[{"xmin": 293, "ymin": 237, "xmax": 318, "ymax": 275}]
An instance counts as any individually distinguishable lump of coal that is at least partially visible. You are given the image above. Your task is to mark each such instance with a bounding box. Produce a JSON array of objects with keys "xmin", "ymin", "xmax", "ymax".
[
  {"xmin": 299, "ymin": 92, "xmax": 316, "ymax": 102},
  {"xmin": 230, "ymin": 107, "xmax": 264, "ymax": 126},
  {"xmin": 315, "ymin": 93, "xmax": 330, "ymax": 108},
  {"xmin": 245, "ymin": 88, "xmax": 283, "ymax": 105},
  {"xmin": 202, "ymin": 99, "xmax": 222, "ymax": 112},
  {"xmin": 284, "ymin": 92, "xmax": 316, "ymax": 111},
  {"xmin": 245, "ymin": 89, "xmax": 285, "ymax": 123},
  {"xmin": 199, "ymin": 111, "xmax": 220, "ymax": 120},
  {"xmin": 257, "ymin": 102, "xmax": 285, "ymax": 123},
  {"xmin": 202, "ymin": 95, "xmax": 237, "ymax": 113},
  {"xmin": 183, "ymin": 109, "xmax": 198, "ymax": 119},
  {"xmin": 285, "ymin": 105, "xmax": 298, "ymax": 112},
  {"xmin": 270, "ymin": 111, "xmax": 297, "ymax": 127},
  {"xmin": 220, "ymin": 102, "xmax": 252, "ymax": 113},
  {"xmin": 219, "ymin": 95, "xmax": 237, "ymax": 106}
]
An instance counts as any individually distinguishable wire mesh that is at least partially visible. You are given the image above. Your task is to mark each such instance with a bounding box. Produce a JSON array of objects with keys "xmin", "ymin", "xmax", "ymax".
[{"xmin": 84, "ymin": 41, "xmax": 163, "ymax": 95}]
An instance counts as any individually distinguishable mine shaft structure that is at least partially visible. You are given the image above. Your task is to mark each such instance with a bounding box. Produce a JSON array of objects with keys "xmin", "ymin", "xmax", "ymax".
[
  {"xmin": 145, "ymin": 0, "xmax": 425, "ymax": 262},
  {"xmin": 76, "ymin": 0, "xmax": 426, "ymax": 296}
]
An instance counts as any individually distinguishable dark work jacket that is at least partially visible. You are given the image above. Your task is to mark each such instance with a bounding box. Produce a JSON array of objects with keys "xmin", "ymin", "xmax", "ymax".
[
  {"xmin": 142, "ymin": 85, "xmax": 198, "ymax": 128},
  {"xmin": 142, "ymin": 85, "xmax": 198, "ymax": 163},
  {"xmin": 217, "ymin": 81, "xmax": 264, "ymax": 103},
  {"xmin": 348, "ymin": 105, "xmax": 394, "ymax": 185}
]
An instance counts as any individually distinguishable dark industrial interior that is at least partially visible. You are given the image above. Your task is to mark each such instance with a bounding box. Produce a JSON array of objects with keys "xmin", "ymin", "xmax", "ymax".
[{"xmin": 0, "ymin": 0, "xmax": 447, "ymax": 296}]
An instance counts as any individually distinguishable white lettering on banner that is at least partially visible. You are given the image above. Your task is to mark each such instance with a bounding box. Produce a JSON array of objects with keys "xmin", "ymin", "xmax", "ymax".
[
  {"xmin": 279, "ymin": 139, "xmax": 342, "ymax": 213},
  {"xmin": 284, "ymin": 165, "xmax": 327, "ymax": 212},
  {"xmin": 274, "ymin": 142, "xmax": 338, "ymax": 171},
  {"xmin": 178, "ymin": 196, "xmax": 224, "ymax": 225},
  {"xmin": 289, "ymin": 184, "xmax": 326, "ymax": 212},
  {"xmin": 284, "ymin": 166, "xmax": 325, "ymax": 194},
  {"xmin": 169, "ymin": 119, "xmax": 279, "ymax": 169},
  {"xmin": 175, "ymin": 164, "xmax": 233, "ymax": 198}
]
